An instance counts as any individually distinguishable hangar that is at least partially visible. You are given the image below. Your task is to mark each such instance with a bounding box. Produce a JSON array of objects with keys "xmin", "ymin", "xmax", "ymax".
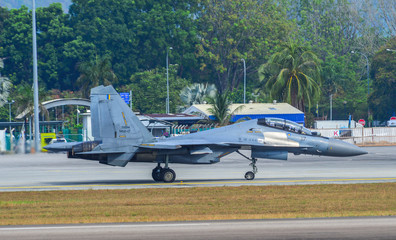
[{"xmin": 183, "ymin": 102, "xmax": 305, "ymax": 125}]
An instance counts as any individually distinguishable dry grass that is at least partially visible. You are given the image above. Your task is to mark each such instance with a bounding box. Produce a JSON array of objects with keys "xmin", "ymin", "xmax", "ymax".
[{"xmin": 1, "ymin": 183, "xmax": 396, "ymax": 225}]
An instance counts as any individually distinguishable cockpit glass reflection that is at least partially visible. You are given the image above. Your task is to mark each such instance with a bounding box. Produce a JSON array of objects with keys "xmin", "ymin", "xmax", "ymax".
[{"xmin": 257, "ymin": 118, "xmax": 312, "ymax": 135}]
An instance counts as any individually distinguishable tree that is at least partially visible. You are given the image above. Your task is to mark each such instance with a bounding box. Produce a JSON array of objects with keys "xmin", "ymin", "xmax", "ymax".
[
  {"xmin": 76, "ymin": 55, "xmax": 118, "ymax": 98},
  {"xmin": 69, "ymin": 0, "xmax": 200, "ymax": 83},
  {"xmin": 197, "ymin": 0, "xmax": 292, "ymax": 93},
  {"xmin": 368, "ymin": 0, "xmax": 396, "ymax": 37},
  {"xmin": 208, "ymin": 91, "xmax": 244, "ymax": 126},
  {"xmin": 12, "ymin": 83, "xmax": 49, "ymax": 121},
  {"xmin": 258, "ymin": 40, "xmax": 321, "ymax": 112},
  {"xmin": 321, "ymin": 54, "xmax": 367, "ymax": 120},
  {"xmin": 36, "ymin": 3, "xmax": 75, "ymax": 90},
  {"xmin": 0, "ymin": 6, "xmax": 33, "ymax": 86},
  {"xmin": 0, "ymin": 4, "xmax": 77, "ymax": 90},
  {"xmin": 61, "ymin": 36, "xmax": 96, "ymax": 90},
  {"xmin": 282, "ymin": 0, "xmax": 386, "ymax": 119},
  {"xmin": 180, "ymin": 83, "xmax": 216, "ymax": 106},
  {"xmin": 0, "ymin": 77, "xmax": 11, "ymax": 107},
  {"xmin": 369, "ymin": 39, "xmax": 396, "ymax": 121},
  {"xmin": 1, "ymin": 0, "xmax": 72, "ymax": 10},
  {"xmin": 132, "ymin": 0, "xmax": 200, "ymax": 81},
  {"xmin": 120, "ymin": 66, "xmax": 190, "ymax": 114},
  {"xmin": 0, "ymin": 58, "xmax": 12, "ymax": 107}
]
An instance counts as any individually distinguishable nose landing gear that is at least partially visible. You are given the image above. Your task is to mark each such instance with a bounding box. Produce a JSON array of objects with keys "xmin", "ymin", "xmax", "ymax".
[
  {"xmin": 236, "ymin": 150, "xmax": 258, "ymax": 180},
  {"xmin": 244, "ymin": 171, "xmax": 255, "ymax": 180},
  {"xmin": 245, "ymin": 157, "xmax": 257, "ymax": 180}
]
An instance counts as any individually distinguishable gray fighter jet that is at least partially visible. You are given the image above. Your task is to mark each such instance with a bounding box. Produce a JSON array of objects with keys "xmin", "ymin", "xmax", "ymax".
[{"xmin": 45, "ymin": 85, "xmax": 367, "ymax": 183}]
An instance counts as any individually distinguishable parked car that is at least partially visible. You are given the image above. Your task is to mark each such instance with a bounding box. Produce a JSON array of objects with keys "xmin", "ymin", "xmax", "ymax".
[
  {"xmin": 49, "ymin": 137, "xmax": 67, "ymax": 144},
  {"xmin": 387, "ymin": 120, "xmax": 396, "ymax": 127}
]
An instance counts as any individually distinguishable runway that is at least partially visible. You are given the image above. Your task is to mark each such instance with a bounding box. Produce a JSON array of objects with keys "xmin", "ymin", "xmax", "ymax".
[
  {"xmin": 1, "ymin": 217, "xmax": 396, "ymax": 240},
  {"xmin": 0, "ymin": 146, "xmax": 395, "ymax": 191}
]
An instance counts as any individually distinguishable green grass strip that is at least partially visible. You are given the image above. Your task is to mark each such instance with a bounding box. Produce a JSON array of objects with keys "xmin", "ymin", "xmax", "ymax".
[{"xmin": 1, "ymin": 183, "xmax": 395, "ymax": 225}]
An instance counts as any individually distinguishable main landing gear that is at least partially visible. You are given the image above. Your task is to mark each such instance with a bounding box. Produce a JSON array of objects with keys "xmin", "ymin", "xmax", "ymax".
[
  {"xmin": 236, "ymin": 150, "xmax": 258, "ymax": 180},
  {"xmin": 152, "ymin": 165, "xmax": 176, "ymax": 183},
  {"xmin": 152, "ymin": 155, "xmax": 176, "ymax": 183}
]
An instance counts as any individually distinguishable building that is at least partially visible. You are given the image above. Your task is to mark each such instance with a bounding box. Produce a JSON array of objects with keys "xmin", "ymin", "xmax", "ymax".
[
  {"xmin": 183, "ymin": 102, "xmax": 305, "ymax": 124},
  {"xmin": 144, "ymin": 113, "xmax": 204, "ymax": 126}
]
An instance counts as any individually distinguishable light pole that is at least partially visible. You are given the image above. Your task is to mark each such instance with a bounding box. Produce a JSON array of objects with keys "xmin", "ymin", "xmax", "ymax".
[
  {"xmin": 351, "ymin": 51, "xmax": 369, "ymax": 96},
  {"xmin": 241, "ymin": 58, "xmax": 246, "ymax": 104},
  {"xmin": 330, "ymin": 94, "xmax": 333, "ymax": 121},
  {"xmin": 7, "ymin": 100, "xmax": 15, "ymax": 153},
  {"xmin": 7, "ymin": 100, "xmax": 14, "ymax": 131},
  {"xmin": 8, "ymin": 100, "xmax": 14, "ymax": 122},
  {"xmin": 76, "ymin": 107, "xmax": 80, "ymax": 125},
  {"xmin": 32, "ymin": 0, "xmax": 40, "ymax": 152},
  {"xmin": 166, "ymin": 47, "xmax": 173, "ymax": 114},
  {"xmin": 351, "ymin": 50, "xmax": 370, "ymax": 121}
]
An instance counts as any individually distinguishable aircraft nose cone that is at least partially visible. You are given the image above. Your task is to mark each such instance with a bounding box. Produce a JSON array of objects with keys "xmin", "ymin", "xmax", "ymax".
[{"xmin": 327, "ymin": 139, "xmax": 368, "ymax": 156}]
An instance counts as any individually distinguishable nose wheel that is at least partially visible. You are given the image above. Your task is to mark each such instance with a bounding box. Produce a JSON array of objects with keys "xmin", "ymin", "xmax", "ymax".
[
  {"xmin": 245, "ymin": 158, "xmax": 257, "ymax": 180},
  {"xmin": 236, "ymin": 150, "xmax": 258, "ymax": 181},
  {"xmin": 245, "ymin": 171, "xmax": 255, "ymax": 180}
]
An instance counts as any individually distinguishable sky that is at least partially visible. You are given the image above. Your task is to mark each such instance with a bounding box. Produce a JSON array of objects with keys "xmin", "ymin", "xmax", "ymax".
[{"xmin": 0, "ymin": 0, "xmax": 72, "ymax": 12}]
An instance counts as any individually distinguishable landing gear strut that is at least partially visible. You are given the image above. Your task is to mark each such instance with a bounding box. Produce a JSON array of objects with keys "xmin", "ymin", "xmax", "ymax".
[
  {"xmin": 151, "ymin": 155, "xmax": 176, "ymax": 183},
  {"xmin": 236, "ymin": 150, "xmax": 258, "ymax": 180}
]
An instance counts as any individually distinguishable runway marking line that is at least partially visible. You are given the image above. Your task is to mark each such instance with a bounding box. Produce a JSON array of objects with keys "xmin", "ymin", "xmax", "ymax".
[
  {"xmin": 0, "ymin": 223, "xmax": 211, "ymax": 231},
  {"xmin": 1, "ymin": 177, "xmax": 396, "ymax": 190}
]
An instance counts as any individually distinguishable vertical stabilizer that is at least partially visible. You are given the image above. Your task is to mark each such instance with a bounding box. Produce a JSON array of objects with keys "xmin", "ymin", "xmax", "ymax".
[{"xmin": 90, "ymin": 85, "xmax": 154, "ymax": 145}]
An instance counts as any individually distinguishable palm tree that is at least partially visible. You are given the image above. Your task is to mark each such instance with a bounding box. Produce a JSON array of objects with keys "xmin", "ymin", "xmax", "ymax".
[
  {"xmin": 258, "ymin": 40, "xmax": 321, "ymax": 111},
  {"xmin": 76, "ymin": 55, "xmax": 118, "ymax": 98},
  {"xmin": 208, "ymin": 91, "xmax": 244, "ymax": 126},
  {"xmin": 13, "ymin": 83, "xmax": 49, "ymax": 120},
  {"xmin": 180, "ymin": 83, "xmax": 217, "ymax": 106}
]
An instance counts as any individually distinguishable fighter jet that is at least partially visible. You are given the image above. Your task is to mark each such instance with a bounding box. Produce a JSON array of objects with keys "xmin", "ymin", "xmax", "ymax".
[{"xmin": 45, "ymin": 85, "xmax": 368, "ymax": 183}]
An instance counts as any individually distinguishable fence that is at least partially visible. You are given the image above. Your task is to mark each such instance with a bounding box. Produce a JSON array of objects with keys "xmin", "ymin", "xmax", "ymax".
[
  {"xmin": 62, "ymin": 128, "xmax": 83, "ymax": 142},
  {"xmin": 315, "ymin": 127, "xmax": 396, "ymax": 145},
  {"xmin": 171, "ymin": 124, "xmax": 218, "ymax": 136}
]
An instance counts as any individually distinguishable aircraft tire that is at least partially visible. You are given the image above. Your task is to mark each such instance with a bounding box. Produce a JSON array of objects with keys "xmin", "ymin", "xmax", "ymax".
[
  {"xmin": 245, "ymin": 171, "xmax": 255, "ymax": 180},
  {"xmin": 161, "ymin": 168, "xmax": 176, "ymax": 183},
  {"xmin": 152, "ymin": 167, "xmax": 163, "ymax": 182},
  {"xmin": 67, "ymin": 151, "xmax": 76, "ymax": 158}
]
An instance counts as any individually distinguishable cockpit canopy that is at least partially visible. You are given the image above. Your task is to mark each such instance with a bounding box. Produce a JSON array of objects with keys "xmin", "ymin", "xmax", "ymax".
[{"xmin": 257, "ymin": 118, "xmax": 312, "ymax": 135}]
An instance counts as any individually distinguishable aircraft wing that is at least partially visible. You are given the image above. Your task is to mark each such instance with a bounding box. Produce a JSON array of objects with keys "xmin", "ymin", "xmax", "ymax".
[
  {"xmin": 138, "ymin": 137, "xmax": 314, "ymax": 151},
  {"xmin": 224, "ymin": 141, "xmax": 314, "ymax": 149},
  {"xmin": 45, "ymin": 139, "xmax": 312, "ymax": 152},
  {"xmin": 76, "ymin": 150, "xmax": 126, "ymax": 155},
  {"xmin": 43, "ymin": 142, "xmax": 81, "ymax": 152},
  {"xmin": 138, "ymin": 139, "xmax": 231, "ymax": 150}
]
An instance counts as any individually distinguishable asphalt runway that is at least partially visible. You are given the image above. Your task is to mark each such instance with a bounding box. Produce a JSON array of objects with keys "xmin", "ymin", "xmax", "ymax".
[
  {"xmin": 0, "ymin": 146, "xmax": 395, "ymax": 191},
  {"xmin": 1, "ymin": 217, "xmax": 396, "ymax": 240}
]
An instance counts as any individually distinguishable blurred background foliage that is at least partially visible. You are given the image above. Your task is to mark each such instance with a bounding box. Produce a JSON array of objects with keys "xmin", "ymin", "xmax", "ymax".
[{"xmin": 0, "ymin": 0, "xmax": 395, "ymax": 123}]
